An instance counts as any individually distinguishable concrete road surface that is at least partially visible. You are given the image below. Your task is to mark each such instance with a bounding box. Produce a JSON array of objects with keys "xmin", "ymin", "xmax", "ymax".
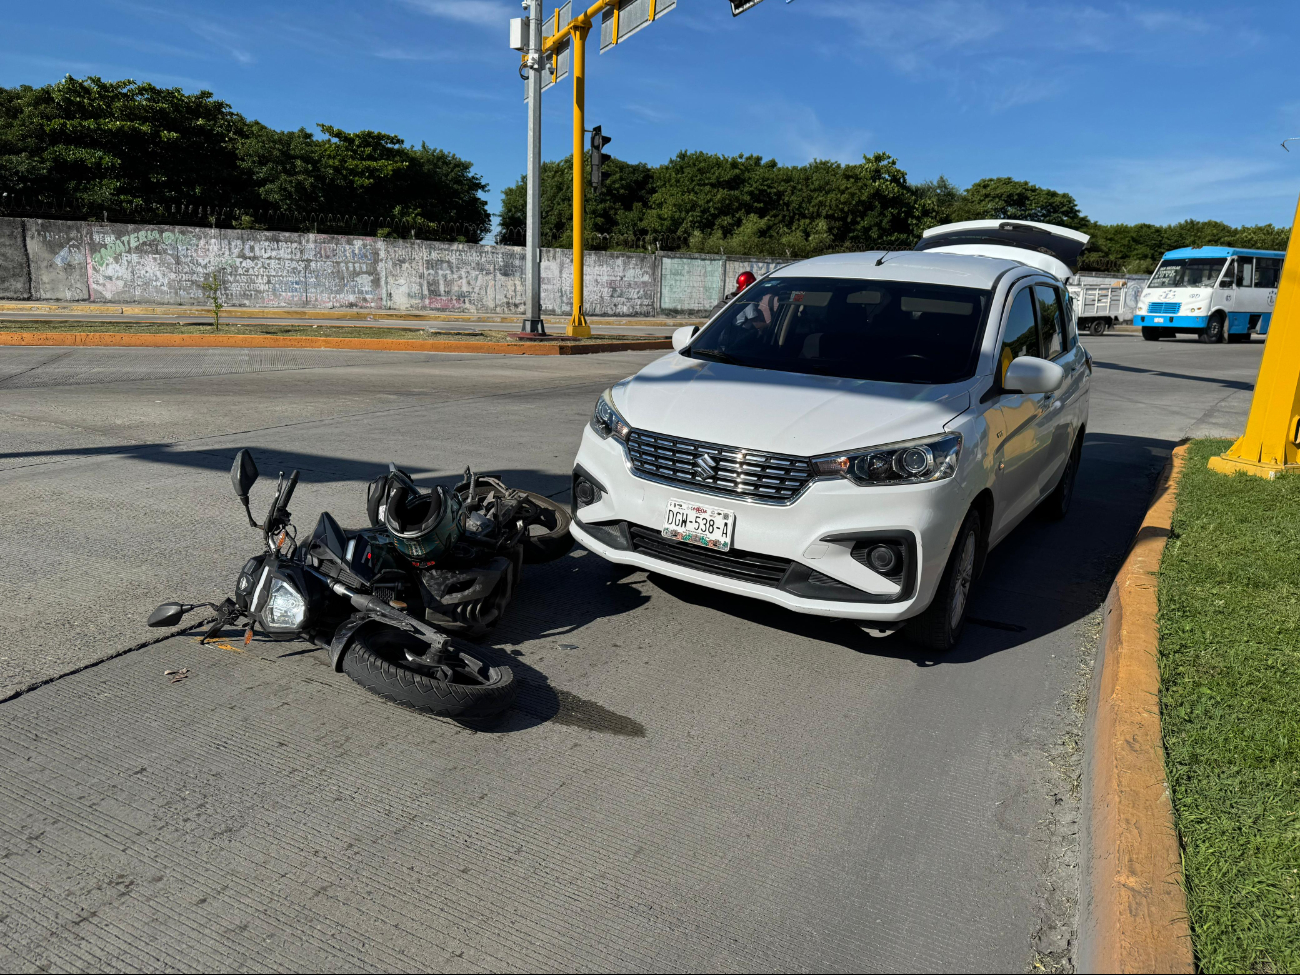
[
  {"xmin": 0, "ymin": 310, "xmax": 681, "ymax": 336},
  {"xmin": 0, "ymin": 333, "xmax": 1263, "ymax": 972}
]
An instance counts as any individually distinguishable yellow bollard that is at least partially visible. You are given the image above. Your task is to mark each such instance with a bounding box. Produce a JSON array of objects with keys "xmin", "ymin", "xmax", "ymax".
[{"xmin": 1208, "ymin": 193, "xmax": 1300, "ymax": 478}]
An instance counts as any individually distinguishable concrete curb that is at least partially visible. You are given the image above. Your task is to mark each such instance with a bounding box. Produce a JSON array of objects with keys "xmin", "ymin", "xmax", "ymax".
[
  {"xmin": 0, "ymin": 331, "xmax": 672, "ymax": 356},
  {"xmin": 0, "ymin": 301, "xmax": 704, "ymax": 328},
  {"xmin": 1078, "ymin": 443, "xmax": 1192, "ymax": 974}
]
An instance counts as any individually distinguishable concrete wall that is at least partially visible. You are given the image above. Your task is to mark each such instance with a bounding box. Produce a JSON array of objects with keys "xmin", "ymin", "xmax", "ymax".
[{"xmin": 0, "ymin": 216, "xmax": 791, "ymax": 318}]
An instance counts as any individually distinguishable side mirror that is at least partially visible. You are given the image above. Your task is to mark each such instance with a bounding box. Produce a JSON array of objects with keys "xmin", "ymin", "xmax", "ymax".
[
  {"xmin": 1003, "ymin": 356, "xmax": 1065, "ymax": 395},
  {"xmin": 147, "ymin": 602, "xmax": 193, "ymax": 628},
  {"xmin": 231, "ymin": 449, "xmax": 259, "ymax": 500},
  {"xmin": 672, "ymin": 325, "xmax": 698, "ymax": 351}
]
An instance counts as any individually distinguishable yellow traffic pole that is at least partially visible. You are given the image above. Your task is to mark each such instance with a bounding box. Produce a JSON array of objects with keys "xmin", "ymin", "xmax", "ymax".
[
  {"xmin": 567, "ymin": 22, "xmax": 591, "ymax": 338},
  {"xmin": 1208, "ymin": 192, "xmax": 1300, "ymax": 478}
]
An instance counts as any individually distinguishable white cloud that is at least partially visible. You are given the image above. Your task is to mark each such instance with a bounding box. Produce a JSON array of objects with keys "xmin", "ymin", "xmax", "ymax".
[
  {"xmin": 752, "ymin": 99, "xmax": 872, "ymax": 165},
  {"xmin": 1062, "ymin": 154, "xmax": 1299, "ymax": 225},
  {"xmin": 401, "ymin": 0, "xmax": 515, "ymax": 29}
]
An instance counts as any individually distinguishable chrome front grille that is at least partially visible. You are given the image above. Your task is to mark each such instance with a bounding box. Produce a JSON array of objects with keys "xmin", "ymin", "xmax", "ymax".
[{"xmin": 625, "ymin": 429, "xmax": 814, "ymax": 503}]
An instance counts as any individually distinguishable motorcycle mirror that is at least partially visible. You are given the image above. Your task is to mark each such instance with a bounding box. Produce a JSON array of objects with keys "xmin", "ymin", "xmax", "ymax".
[
  {"xmin": 231, "ymin": 449, "xmax": 259, "ymax": 500},
  {"xmin": 147, "ymin": 602, "xmax": 192, "ymax": 628}
]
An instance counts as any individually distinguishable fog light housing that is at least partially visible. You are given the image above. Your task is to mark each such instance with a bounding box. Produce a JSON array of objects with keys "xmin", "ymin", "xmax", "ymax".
[
  {"xmin": 866, "ymin": 543, "xmax": 899, "ymax": 575},
  {"xmin": 575, "ymin": 478, "xmax": 598, "ymax": 506}
]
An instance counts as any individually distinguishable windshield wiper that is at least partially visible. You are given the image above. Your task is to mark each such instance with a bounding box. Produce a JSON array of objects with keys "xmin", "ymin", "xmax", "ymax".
[{"xmin": 689, "ymin": 348, "xmax": 743, "ymax": 365}]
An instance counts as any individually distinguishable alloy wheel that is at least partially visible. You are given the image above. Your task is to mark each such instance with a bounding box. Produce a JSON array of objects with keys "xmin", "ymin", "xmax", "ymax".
[{"xmin": 949, "ymin": 531, "xmax": 977, "ymax": 631}]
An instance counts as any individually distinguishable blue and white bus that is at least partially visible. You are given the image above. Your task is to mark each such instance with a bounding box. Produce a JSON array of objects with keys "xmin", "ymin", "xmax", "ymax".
[{"xmin": 1134, "ymin": 246, "xmax": 1284, "ymax": 343}]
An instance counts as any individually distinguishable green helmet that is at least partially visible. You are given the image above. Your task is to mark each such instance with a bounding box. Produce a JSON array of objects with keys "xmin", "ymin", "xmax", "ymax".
[{"xmin": 380, "ymin": 472, "xmax": 463, "ymax": 565}]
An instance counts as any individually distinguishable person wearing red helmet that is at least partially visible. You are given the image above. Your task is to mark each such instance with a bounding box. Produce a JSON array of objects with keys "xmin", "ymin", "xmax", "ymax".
[{"xmin": 708, "ymin": 270, "xmax": 759, "ymax": 318}]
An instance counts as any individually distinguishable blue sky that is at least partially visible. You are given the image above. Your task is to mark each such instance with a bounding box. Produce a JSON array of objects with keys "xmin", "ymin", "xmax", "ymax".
[{"xmin": 4, "ymin": 0, "xmax": 1299, "ymax": 227}]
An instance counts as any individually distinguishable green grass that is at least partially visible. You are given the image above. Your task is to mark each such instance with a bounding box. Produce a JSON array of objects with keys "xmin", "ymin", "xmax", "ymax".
[{"xmin": 1159, "ymin": 439, "xmax": 1300, "ymax": 973}]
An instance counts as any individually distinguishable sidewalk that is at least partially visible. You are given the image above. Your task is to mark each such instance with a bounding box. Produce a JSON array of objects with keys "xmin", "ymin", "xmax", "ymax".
[{"xmin": 0, "ymin": 300, "xmax": 701, "ymax": 329}]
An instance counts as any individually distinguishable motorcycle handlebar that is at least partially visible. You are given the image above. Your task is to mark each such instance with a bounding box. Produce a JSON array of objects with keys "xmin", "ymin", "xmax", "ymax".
[{"xmin": 278, "ymin": 470, "xmax": 300, "ymax": 514}]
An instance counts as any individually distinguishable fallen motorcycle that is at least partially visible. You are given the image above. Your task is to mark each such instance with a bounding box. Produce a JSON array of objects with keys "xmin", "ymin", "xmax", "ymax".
[{"xmin": 146, "ymin": 449, "xmax": 573, "ymax": 720}]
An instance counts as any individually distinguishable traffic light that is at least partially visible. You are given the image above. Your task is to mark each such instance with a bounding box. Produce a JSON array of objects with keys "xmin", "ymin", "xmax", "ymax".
[{"xmin": 591, "ymin": 125, "xmax": 612, "ymax": 194}]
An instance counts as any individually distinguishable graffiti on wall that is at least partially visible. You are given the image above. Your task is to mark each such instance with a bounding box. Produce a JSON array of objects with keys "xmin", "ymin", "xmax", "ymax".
[{"xmin": 8, "ymin": 216, "xmax": 786, "ymax": 317}]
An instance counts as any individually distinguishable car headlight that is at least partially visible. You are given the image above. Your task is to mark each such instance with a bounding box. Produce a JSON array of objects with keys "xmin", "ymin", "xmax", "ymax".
[
  {"xmin": 590, "ymin": 387, "xmax": 631, "ymax": 441},
  {"xmin": 265, "ymin": 577, "xmax": 306, "ymax": 628},
  {"xmin": 812, "ymin": 433, "xmax": 962, "ymax": 486}
]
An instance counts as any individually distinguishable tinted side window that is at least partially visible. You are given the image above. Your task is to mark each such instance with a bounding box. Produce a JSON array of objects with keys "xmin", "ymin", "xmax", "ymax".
[
  {"xmin": 1218, "ymin": 260, "xmax": 1236, "ymax": 288},
  {"xmin": 1033, "ymin": 285, "xmax": 1065, "ymax": 359},
  {"xmin": 1000, "ymin": 288, "xmax": 1039, "ymax": 380},
  {"xmin": 1061, "ymin": 287, "xmax": 1078, "ymax": 350},
  {"xmin": 1256, "ymin": 257, "xmax": 1282, "ymax": 289}
]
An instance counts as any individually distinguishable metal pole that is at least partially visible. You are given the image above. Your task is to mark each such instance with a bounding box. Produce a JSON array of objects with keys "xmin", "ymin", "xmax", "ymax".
[
  {"xmin": 568, "ymin": 23, "xmax": 591, "ymax": 337},
  {"xmin": 522, "ymin": 0, "xmax": 545, "ymax": 334}
]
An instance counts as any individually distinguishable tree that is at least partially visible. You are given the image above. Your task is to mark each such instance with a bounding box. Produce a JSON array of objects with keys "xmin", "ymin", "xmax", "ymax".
[
  {"xmin": 959, "ymin": 176, "xmax": 1083, "ymax": 227},
  {"xmin": 0, "ymin": 76, "xmax": 491, "ymax": 241}
]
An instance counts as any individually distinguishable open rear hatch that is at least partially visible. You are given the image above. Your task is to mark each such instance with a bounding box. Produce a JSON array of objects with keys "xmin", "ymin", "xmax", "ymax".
[{"xmin": 913, "ymin": 220, "xmax": 1090, "ymax": 281}]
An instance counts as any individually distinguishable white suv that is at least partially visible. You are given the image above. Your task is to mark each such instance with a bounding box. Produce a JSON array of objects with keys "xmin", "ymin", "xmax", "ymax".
[{"xmin": 570, "ymin": 221, "xmax": 1092, "ymax": 650}]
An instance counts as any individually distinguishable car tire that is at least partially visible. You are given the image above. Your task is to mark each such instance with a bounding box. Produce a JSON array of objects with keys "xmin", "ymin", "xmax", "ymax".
[
  {"xmin": 1089, "ymin": 319, "xmax": 1108, "ymax": 336},
  {"xmin": 1042, "ymin": 433, "xmax": 1082, "ymax": 520},
  {"xmin": 1200, "ymin": 314, "xmax": 1226, "ymax": 344},
  {"xmin": 341, "ymin": 626, "xmax": 516, "ymax": 720},
  {"xmin": 1141, "ymin": 326, "xmax": 1162, "ymax": 341},
  {"xmin": 906, "ymin": 509, "xmax": 981, "ymax": 653}
]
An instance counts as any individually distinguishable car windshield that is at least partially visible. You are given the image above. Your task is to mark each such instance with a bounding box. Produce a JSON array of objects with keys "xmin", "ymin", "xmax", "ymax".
[
  {"xmin": 1147, "ymin": 258, "xmax": 1227, "ymax": 289},
  {"xmin": 685, "ymin": 276, "xmax": 991, "ymax": 384}
]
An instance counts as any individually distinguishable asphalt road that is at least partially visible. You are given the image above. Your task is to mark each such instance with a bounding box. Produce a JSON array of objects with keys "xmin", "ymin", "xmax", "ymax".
[{"xmin": 0, "ymin": 332, "xmax": 1264, "ymax": 972}]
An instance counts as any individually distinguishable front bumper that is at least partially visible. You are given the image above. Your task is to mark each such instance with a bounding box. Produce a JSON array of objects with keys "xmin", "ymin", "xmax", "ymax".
[
  {"xmin": 1136, "ymin": 313, "xmax": 1208, "ymax": 330},
  {"xmin": 570, "ymin": 426, "xmax": 969, "ymax": 622}
]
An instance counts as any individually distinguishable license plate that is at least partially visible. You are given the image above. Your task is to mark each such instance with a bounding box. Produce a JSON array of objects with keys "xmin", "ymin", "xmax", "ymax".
[
  {"xmin": 662, "ymin": 498, "xmax": 734, "ymax": 551},
  {"xmin": 1153, "ymin": 316, "xmax": 1165, "ymax": 322}
]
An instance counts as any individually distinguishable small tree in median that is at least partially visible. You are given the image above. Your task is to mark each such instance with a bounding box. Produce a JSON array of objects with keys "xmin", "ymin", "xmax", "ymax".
[{"xmin": 199, "ymin": 270, "xmax": 224, "ymax": 330}]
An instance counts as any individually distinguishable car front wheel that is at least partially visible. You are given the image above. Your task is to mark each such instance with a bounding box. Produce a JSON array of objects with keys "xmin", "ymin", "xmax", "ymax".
[{"xmin": 906, "ymin": 509, "xmax": 981, "ymax": 653}]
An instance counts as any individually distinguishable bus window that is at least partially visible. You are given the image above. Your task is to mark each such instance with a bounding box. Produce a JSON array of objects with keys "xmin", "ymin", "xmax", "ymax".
[
  {"xmin": 1256, "ymin": 257, "xmax": 1282, "ymax": 289},
  {"xmin": 1217, "ymin": 260, "xmax": 1236, "ymax": 289},
  {"xmin": 1237, "ymin": 257, "xmax": 1255, "ymax": 288},
  {"xmin": 1148, "ymin": 258, "xmax": 1227, "ymax": 289}
]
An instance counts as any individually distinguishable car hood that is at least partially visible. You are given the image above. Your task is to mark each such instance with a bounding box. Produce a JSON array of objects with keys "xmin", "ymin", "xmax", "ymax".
[{"xmin": 614, "ymin": 354, "xmax": 974, "ymax": 457}]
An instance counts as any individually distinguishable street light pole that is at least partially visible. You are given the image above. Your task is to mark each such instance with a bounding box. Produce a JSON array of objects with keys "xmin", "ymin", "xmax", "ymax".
[{"xmin": 522, "ymin": 0, "xmax": 546, "ymax": 334}]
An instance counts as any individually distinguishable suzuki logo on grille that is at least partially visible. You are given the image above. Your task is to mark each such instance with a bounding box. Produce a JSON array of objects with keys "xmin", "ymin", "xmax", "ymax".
[{"xmin": 694, "ymin": 452, "xmax": 718, "ymax": 480}]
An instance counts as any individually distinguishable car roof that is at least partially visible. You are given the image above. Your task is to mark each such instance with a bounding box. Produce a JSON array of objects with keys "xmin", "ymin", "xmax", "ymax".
[{"xmin": 770, "ymin": 250, "xmax": 1034, "ymax": 290}]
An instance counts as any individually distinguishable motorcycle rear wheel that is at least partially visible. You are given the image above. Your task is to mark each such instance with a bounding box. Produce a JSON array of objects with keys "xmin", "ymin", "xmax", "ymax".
[
  {"xmin": 518, "ymin": 492, "xmax": 574, "ymax": 563},
  {"xmin": 341, "ymin": 626, "xmax": 516, "ymax": 720}
]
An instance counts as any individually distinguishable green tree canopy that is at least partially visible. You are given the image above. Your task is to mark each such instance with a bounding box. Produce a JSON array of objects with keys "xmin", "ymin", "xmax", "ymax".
[
  {"xmin": 499, "ymin": 150, "xmax": 925, "ymax": 258},
  {"xmin": 501, "ymin": 152, "xmax": 1288, "ymax": 273},
  {"xmin": 0, "ymin": 76, "xmax": 490, "ymax": 240}
]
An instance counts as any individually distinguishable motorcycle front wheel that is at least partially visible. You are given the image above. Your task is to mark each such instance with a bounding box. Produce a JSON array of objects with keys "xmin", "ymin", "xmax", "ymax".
[{"xmin": 341, "ymin": 626, "xmax": 516, "ymax": 720}]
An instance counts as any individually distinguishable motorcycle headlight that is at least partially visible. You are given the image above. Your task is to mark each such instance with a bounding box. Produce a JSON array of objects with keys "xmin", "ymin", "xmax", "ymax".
[
  {"xmin": 812, "ymin": 433, "xmax": 962, "ymax": 486},
  {"xmin": 265, "ymin": 577, "xmax": 306, "ymax": 628},
  {"xmin": 590, "ymin": 387, "xmax": 631, "ymax": 441}
]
